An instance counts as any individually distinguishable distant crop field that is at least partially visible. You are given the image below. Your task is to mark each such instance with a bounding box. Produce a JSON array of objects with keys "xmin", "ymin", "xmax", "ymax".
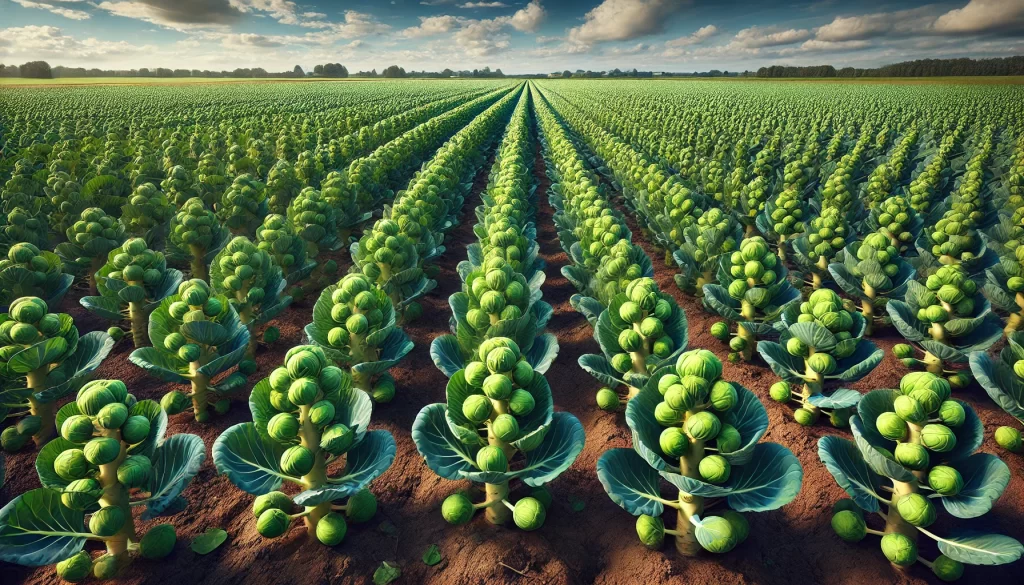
[{"xmin": 0, "ymin": 76, "xmax": 369, "ymax": 87}]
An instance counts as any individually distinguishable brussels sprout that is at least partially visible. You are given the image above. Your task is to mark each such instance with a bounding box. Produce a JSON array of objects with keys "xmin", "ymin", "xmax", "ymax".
[
  {"xmin": 697, "ymin": 516, "xmax": 738, "ymax": 553},
  {"xmin": 710, "ymin": 321, "xmax": 730, "ymax": 341},
  {"xmin": 483, "ymin": 374, "xmax": 513, "ymax": 400},
  {"xmin": 659, "ymin": 427, "xmax": 689, "ymax": 458},
  {"xmin": 699, "ymin": 454, "xmax": 731, "ymax": 483},
  {"xmin": 676, "ymin": 349, "xmax": 722, "ymax": 381},
  {"xmin": 636, "ymin": 514, "xmax": 665, "ymax": 549},
  {"xmin": 716, "ymin": 424, "xmax": 742, "ymax": 453},
  {"xmin": 117, "ymin": 455, "xmax": 151, "ymax": 488},
  {"xmin": 55, "ymin": 551, "xmax": 93, "ymax": 583},
  {"xmin": 995, "ymin": 426, "xmax": 1022, "ymax": 452},
  {"xmin": 61, "ymin": 415, "xmax": 96, "ymax": 444},
  {"xmin": 475, "ymin": 446, "xmax": 508, "ymax": 472},
  {"xmin": 463, "ymin": 394, "xmax": 493, "ymax": 424},
  {"xmin": 92, "ymin": 553, "xmax": 120, "ymax": 579},
  {"xmin": 253, "ymin": 491, "xmax": 294, "ymax": 517},
  {"xmin": 268, "ymin": 412, "xmax": 300, "ymax": 441},
  {"xmin": 257, "ymin": 508, "xmax": 291, "ymax": 538},
  {"xmin": 316, "ymin": 512, "xmax": 348, "ymax": 546},
  {"xmin": 320, "ymin": 423, "xmax": 354, "ymax": 455},
  {"xmin": 345, "ymin": 489, "xmax": 378, "ymax": 524},
  {"xmin": 139, "ymin": 524, "xmax": 177, "ymax": 559},
  {"xmin": 927, "ymin": 465, "xmax": 964, "ymax": 497},
  {"xmin": 896, "ymin": 493, "xmax": 936, "ymax": 527},
  {"xmin": 441, "ymin": 493, "xmax": 474, "ymax": 525},
  {"xmin": 684, "ymin": 411, "xmax": 721, "ymax": 440},
  {"xmin": 880, "ymin": 532, "xmax": 917, "ymax": 567},
  {"xmin": 894, "ymin": 395, "xmax": 926, "ymax": 424},
  {"xmin": 937, "ymin": 400, "xmax": 965, "ymax": 427},
  {"xmin": 160, "ymin": 390, "xmax": 190, "ymax": 415},
  {"xmin": 54, "ymin": 449, "xmax": 90, "ymax": 481},
  {"xmin": 512, "ymin": 497, "xmax": 546, "ymax": 531},
  {"xmin": 894, "ymin": 442, "xmax": 930, "ymax": 470},
  {"xmin": 492, "ymin": 414, "xmax": 520, "ymax": 442},
  {"xmin": 769, "ymin": 381, "xmax": 792, "ymax": 402},
  {"xmin": 920, "ymin": 424, "xmax": 957, "ymax": 453},
  {"xmin": 709, "ymin": 381, "xmax": 737, "ymax": 412},
  {"xmin": 831, "ymin": 510, "xmax": 867, "ymax": 542},
  {"xmin": 280, "ymin": 445, "xmax": 314, "ymax": 477},
  {"xmin": 794, "ymin": 408, "xmax": 819, "ymax": 426},
  {"xmin": 89, "ymin": 505, "xmax": 127, "ymax": 538},
  {"xmin": 876, "ymin": 412, "xmax": 908, "ymax": 441},
  {"xmin": 932, "ymin": 555, "xmax": 965, "ymax": 582},
  {"xmin": 61, "ymin": 478, "xmax": 101, "ymax": 511},
  {"xmin": 596, "ymin": 387, "xmax": 620, "ymax": 411},
  {"xmin": 84, "ymin": 437, "xmax": 121, "ymax": 466}
]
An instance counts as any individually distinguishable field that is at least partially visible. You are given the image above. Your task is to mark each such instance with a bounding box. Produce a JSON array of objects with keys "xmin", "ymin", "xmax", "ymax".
[{"xmin": 1, "ymin": 78, "xmax": 1023, "ymax": 585}]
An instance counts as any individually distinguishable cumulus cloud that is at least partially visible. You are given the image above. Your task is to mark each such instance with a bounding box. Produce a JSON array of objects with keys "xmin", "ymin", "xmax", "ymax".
[
  {"xmin": 0, "ymin": 25, "xmax": 155, "ymax": 60},
  {"xmin": 11, "ymin": 0, "xmax": 91, "ymax": 20},
  {"xmin": 403, "ymin": 15, "xmax": 464, "ymax": 38},
  {"xmin": 733, "ymin": 26, "xmax": 811, "ymax": 48},
  {"xmin": 665, "ymin": 24, "xmax": 717, "ymax": 47},
  {"xmin": 96, "ymin": 0, "xmax": 242, "ymax": 28},
  {"xmin": 221, "ymin": 33, "xmax": 285, "ymax": 48},
  {"xmin": 453, "ymin": 18, "xmax": 511, "ymax": 56},
  {"xmin": 460, "ymin": 1, "xmax": 508, "ymax": 7},
  {"xmin": 934, "ymin": 0, "xmax": 1024, "ymax": 34},
  {"xmin": 567, "ymin": 0, "xmax": 685, "ymax": 45},
  {"xmin": 509, "ymin": 1, "xmax": 546, "ymax": 32}
]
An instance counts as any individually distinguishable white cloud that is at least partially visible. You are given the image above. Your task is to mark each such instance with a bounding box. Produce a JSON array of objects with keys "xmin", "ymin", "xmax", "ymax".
[
  {"xmin": 567, "ymin": 0, "xmax": 685, "ymax": 45},
  {"xmin": 229, "ymin": 0, "xmax": 299, "ymax": 25},
  {"xmin": 11, "ymin": 0, "xmax": 91, "ymax": 20},
  {"xmin": 460, "ymin": 1, "xmax": 508, "ymax": 7},
  {"xmin": 733, "ymin": 26, "xmax": 811, "ymax": 48},
  {"xmin": 453, "ymin": 18, "xmax": 511, "ymax": 56},
  {"xmin": 934, "ymin": 0, "xmax": 1024, "ymax": 34},
  {"xmin": 665, "ymin": 24, "xmax": 717, "ymax": 47},
  {"xmin": 302, "ymin": 11, "xmax": 326, "ymax": 18},
  {"xmin": 96, "ymin": 1, "xmax": 241, "ymax": 29},
  {"xmin": 0, "ymin": 25, "xmax": 155, "ymax": 61},
  {"xmin": 403, "ymin": 15, "xmax": 464, "ymax": 38},
  {"xmin": 221, "ymin": 33, "xmax": 285, "ymax": 48},
  {"xmin": 509, "ymin": 1, "xmax": 545, "ymax": 33}
]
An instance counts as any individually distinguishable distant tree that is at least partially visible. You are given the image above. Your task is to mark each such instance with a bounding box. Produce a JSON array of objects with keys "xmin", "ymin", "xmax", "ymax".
[
  {"xmin": 562, "ymin": 70, "xmax": 572, "ymax": 78},
  {"xmin": 293, "ymin": 65, "xmax": 304, "ymax": 77},
  {"xmin": 19, "ymin": 61, "xmax": 52, "ymax": 79},
  {"xmin": 440, "ymin": 68, "xmax": 454, "ymax": 77},
  {"xmin": 382, "ymin": 65, "xmax": 406, "ymax": 78},
  {"xmin": 494, "ymin": 68, "xmax": 504, "ymax": 78}
]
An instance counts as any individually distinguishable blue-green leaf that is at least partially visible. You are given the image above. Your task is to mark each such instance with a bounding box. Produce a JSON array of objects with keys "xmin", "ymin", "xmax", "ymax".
[
  {"xmin": 817, "ymin": 436, "xmax": 883, "ymax": 513},
  {"xmin": 430, "ymin": 334, "xmax": 466, "ymax": 378},
  {"xmin": 931, "ymin": 531, "xmax": 1023, "ymax": 566},
  {"xmin": 941, "ymin": 453, "xmax": 1010, "ymax": 519},
  {"xmin": 0, "ymin": 489, "xmax": 89, "ymax": 567},
  {"xmin": 293, "ymin": 430, "xmax": 396, "ymax": 506},
  {"xmin": 517, "ymin": 412, "xmax": 585, "ymax": 487},
  {"xmin": 411, "ymin": 404, "xmax": 476, "ymax": 480},
  {"xmin": 212, "ymin": 423, "xmax": 293, "ymax": 495},
  {"xmin": 142, "ymin": 434, "xmax": 206, "ymax": 520},
  {"xmin": 756, "ymin": 341, "xmax": 804, "ymax": 381},
  {"xmin": 596, "ymin": 448, "xmax": 665, "ymax": 517}
]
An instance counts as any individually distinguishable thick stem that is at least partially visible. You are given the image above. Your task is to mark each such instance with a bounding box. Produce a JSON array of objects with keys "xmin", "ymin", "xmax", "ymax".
[
  {"xmin": 484, "ymin": 396, "xmax": 513, "ymax": 525},
  {"xmin": 801, "ymin": 363, "xmax": 824, "ymax": 415},
  {"xmin": 812, "ymin": 271, "xmax": 822, "ymax": 290},
  {"xmin": 128, "ymin": 301, "xmax": 148, "ymax": 347},
  {"xmin": 1006, "ymin": 311, "xmax": 1023, "ymax": 335},
  {"xmin": 922, "ymin": 352, "xmax": 943, "ymax": 376},
  {"xmin": 188, "ymin": 245, "xmax": 209, "ymax": 281},
  {"xmin": 777, "ymin": 235, "xmax": 788, "ymax": 265},
  {"xmin": 884, "ymin": 480, "xmax": 919, "ymax": 566},
  {"xmin": 861, "ymin": 283, "xmax": 876, "ymax": 336},
  {"xmin": 351, "ymin": 369, "xmax": 372, "ymax": 395},
  {"xmin": 298, "ymin": 403, "xmax": 331, "ymax": 537},
  {"xmin": 88, "ymin": 256, "xmax": 105, "ymax": 296},
  {"xmin": 189, "ymin": 363, "xmax": 210, "ymax": 421},
  {"xmin": 674, "ymin": 437, "xmax": 706, "ymax": 555},
  {"xmin": 737, "ymin": 323, "xmax": 756, "ymax": 362},
  {"xmin": 98, "ymin": 429, "xmax": 135, "ymax": 573},
  {"xmin": 26, "ymin": 369, "xmax": 54, "ymax": 447}
]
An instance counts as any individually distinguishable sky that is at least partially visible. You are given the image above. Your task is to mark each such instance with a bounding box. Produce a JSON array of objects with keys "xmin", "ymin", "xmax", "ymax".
[{"xmin": 0, "ymin": 0, "xmax": 1023, "ymax": 73}]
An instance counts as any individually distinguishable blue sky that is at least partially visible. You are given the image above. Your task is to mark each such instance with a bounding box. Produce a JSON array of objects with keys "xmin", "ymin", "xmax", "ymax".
[{"xmin": 1, "ymin": 0, "xmax": 1022, "ymax": 73}]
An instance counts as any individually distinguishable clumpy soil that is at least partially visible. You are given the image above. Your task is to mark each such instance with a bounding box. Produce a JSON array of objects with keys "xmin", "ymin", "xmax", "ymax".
[{"xmin": 4, "ymin": 137, "xmax": 1023, "ymax": 585}]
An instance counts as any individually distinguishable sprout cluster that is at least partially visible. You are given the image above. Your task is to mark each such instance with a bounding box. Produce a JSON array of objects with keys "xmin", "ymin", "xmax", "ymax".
[
  {"xmin": 793, "ymin": 208, "xmax": 849, "ymax": 289},
  {"xmin": 306, "ymin": 273, "xmax": 412, "ymax": 403},
  {"xmin": 766, "ymin": 289, "xmax": 881, "ymax": 427},
  {"xmin": 673, "ymin": 207, "xmax": 739, "ymax": 295},
  {"xmin": 210, "ymin": 236, "xmax": 289, "ymax": 357},
  {"xmin": 820, "ymin": 371, "xmax": 1021, "ymax": 581},
  {"xmin": 830, "ymin": 231, "xmax": 915, "ymax": 336},
  {"xmin": 888, "ymin": 264, "xmax": 1002, "ymax": 387},
  {"xmin": 168, "ymin": 197, "xmax": 228, "ymax": 281},
  {"xmin": 352, "ymin": 218, "xmax": 426, "ymax": 321},
  {"xmin": 286, "ymin": 186, "xmax": 338, "ymax": 259},
  {"xmin": 217, "ymin": 174, "xmax": 267, "ymax": 237},
  {"xmin": 81, "ymin": 237, "xmax": 182, "ymax": 348},
  {"xmin": 120, "ymin": 183, "xmax": 173, "ymax": 245},
  {"xmin": 54, "ymin": 207, "xmax": 126, "ymax": 292},
  {"xmin": 214, "ymin": 345, "xmax": 395, "ymax": 548},
  {"xmin": 0, "ymin": 243, "xmax": 73, "ymax": 310},
  {"xmin": 130, "ymin": 279, "xmax": 251, "ymax": 422}
]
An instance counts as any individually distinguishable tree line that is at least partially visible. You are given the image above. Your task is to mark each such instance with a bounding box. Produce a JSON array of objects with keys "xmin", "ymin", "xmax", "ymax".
[{"xmin": 757, "ymin": 56, "xmax": 1024, "ymax": 78}]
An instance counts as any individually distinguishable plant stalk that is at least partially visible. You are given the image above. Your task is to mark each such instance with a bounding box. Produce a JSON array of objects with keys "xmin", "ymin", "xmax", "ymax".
[
  {"xmin": 298, "ymin": 403, "xmax": 331, "ymax": 537},
  {"xmin": 97, "ymin": 428, "xmax": 135, "ymax": 574},
  {"xmin": 128, "ymin": 300, "xmax": 148, "ymax": 347},
  {"xmin": 674, "ymin": 437, "xmax": 706, "ymax": 555},
  {"xmin": 484, "ymin": 396, "xmax": 513, "ymax": 525},
  {"xmin": 189, "ymin": 362, "xmax": 211, "ymax": 421},
  {"xmin": 26, "ymin": 368, "xmax": 54, "ymax": 447},
  {"xmin": 188, "ymin": 245, "xmax": 208, "ymax": 281}
]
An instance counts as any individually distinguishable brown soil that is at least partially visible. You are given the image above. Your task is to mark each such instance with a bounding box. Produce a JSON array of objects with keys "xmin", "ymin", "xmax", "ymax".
[{"xmin": 4, "ymin": 131, "xmax": 1023, "ymax": 585}]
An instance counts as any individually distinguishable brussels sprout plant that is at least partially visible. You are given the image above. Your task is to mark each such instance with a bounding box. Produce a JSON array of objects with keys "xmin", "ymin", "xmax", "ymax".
[
  {"xmin": 791, "ymin": 208, "xmax": 851, "ymax": 290},
  {"xmin": 214, "ymin": 346, "xmax": 396, "ymax": 546},
  {"xmin": 703, "ymin": 236, "xmax": 800, "ymax": 362},
  {"xmin": 672, "ymin": 208, "xmax": 741, "ymax": 296},
  {"xmin": 578, "ymin": 277, "xmax": 689, "ymax": 403},
  {"xmin": 0, "ymin": 243, "xmax": 75, "ymax": 312},
  {"xmin": 54, "ymin": 207, "xmax": 126, "ymax": 295},
  {"xmin": 305, "ymin": 273, "xmax": 413, "ymax": 403},
  {"xmin": 982, "ymin": 237, "xmax": 1024, "ymax": 334},
  {"xmin": 0, "ymin": 297, "xmax": 113, "ymax": 450},
  {"xmin": 0, "ymin": 380, "xmax": 205, "ymax": 580},
  {"xmin": 887, "ymin": 264, "xmax": 1003, "ymax": 386},
  {"xmin": 351, "ymin": 218, "xmax": 434, "ymax": 323},
  {"xmin": 256, "ymin": 214, "xmax": 318, "ymax": 292},
  {"xmin": 413, "ymin": 337, "xmax": 584, "ymax": 530},
  {"xmin": 81, "ymin": 238, "xmax": 184, "ymax": 348},
  {"xmin": 598, "ymin": 350, "xmax": 802, "ymax": 555},
  {"xmin": 829, "ymin": 232, "xmax": 916, "ymax": 336},
  {"xmin": 759, "ymin": 289, "xmax": 884, "ymax": 427},
  {"xmin": 129, "ymin": 279, "xmax": 251, "ymax": 421},
  {"xmin": 211, "ymin": 236, "xmax": 291, "ymax": 357},
  {"xmin": 971, "ymin": 331, "xmax": 1024, "ymax": 453},
  {"xmin": 120, "ymin": 183, "xmax": 173, "ymax": 248},
  {"xmin": 217, "ymin": 174, "xmax": 268, "ymax": 238},
  {"xmin": 819, "ymin": 372, "xmax": 1022, "ymax": 580},
  {"xmin": 168, "ymin": 197, "xmax": 229, "ymax": 282}
]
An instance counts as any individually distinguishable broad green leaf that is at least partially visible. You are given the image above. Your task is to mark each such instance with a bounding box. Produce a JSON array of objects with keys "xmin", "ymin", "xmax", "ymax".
[
  {"xmin": 829, "ymin": 340, "xmax": 883, "ymax": 383},
  {"xmin": 516, "ymin": 412, "xmax": 585, "ymax": 487},
  {"xmin": 525, "ymin": 333, "xmax": 559, "ymax": 375},
  {"xmin": 850, "ymin": 415, "xmax": 916, "ymax": 482},
  {"xmin": 35, "ymin": 438, "xmax": 80, "ymax": 490},
  {"xmin": 128, "ymin": 399, "xmax": 168, "ymax": 459},
  {"xmin": 422, "ymin": 545, "xmax": 441, "ymax": 566},
  {"xmin": 817, "ymin": 436, "xmax": 882, "ymax": 513},
  {"xmin": 788, "ymin": 322, "xmax": 837, "ymax": 352},
  {"xmin": 596, "ymin": 448, "xmax": 666, "ymax": 517},
  {"xmin": 941, "ymin": 454, "xmax": 1010, "ymax": 519},
  {"xmin": 886, "ymin": 300, "xmax": 927, "ymax": 341},
  {"xmin": 190, "ymin": 528, "xmax": 227, "ymax": 555},
  {"xmin": 142, "ymin": 434, "xmax": 206, "ymax": 520},
  {"xmin": 0, "ymin": 489, "xmax": 89, "ymax": 567},
  {"xmin": 373, "ymin": 561, "xmax": 401, "ymax": 585},
  {"xmin": 578, "ymin": 353, "xmax": 627, "ymax": 388},
  {"xmin": 931, "ymin": 530, "xmax": 1023, "ymax": 566},
  {"xmin": 660, "ymin": 443, "xmax": 803, "ymax": 512},
  {"xmin": 36, "ymin": 331, "xmax": 115, "ymax": 403},
  {"xmin": 293, "ymin": 430, "xmax": 396, "ymax": 506},
  {"xmin": 624, "ymin": 380, "xmax": 679, "ymax": 472},
  {"xmin": 430, "ymin": 334, "xmax": 466, "ymax": 378},
  {"xmin": 971, "ymin": 350, "xmax": 1024, "ymax": 421},
  {"xmin": 807, "ymin": 388, "xmax": 862, "ymax": 410},
  {"xmin": 212, "ymin": 423, "xmax": 293, "ymax": 495},
  {"xmin": 129, "ymin": 347, "xmax": 190, "ymax": 383},
  {"xmin": 756, "ymin": 341, "xmax": 803, "ymax": 381},
  {"xmin": 411, "ymin": 404, "xmax": 476, "ymax": 480}
]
